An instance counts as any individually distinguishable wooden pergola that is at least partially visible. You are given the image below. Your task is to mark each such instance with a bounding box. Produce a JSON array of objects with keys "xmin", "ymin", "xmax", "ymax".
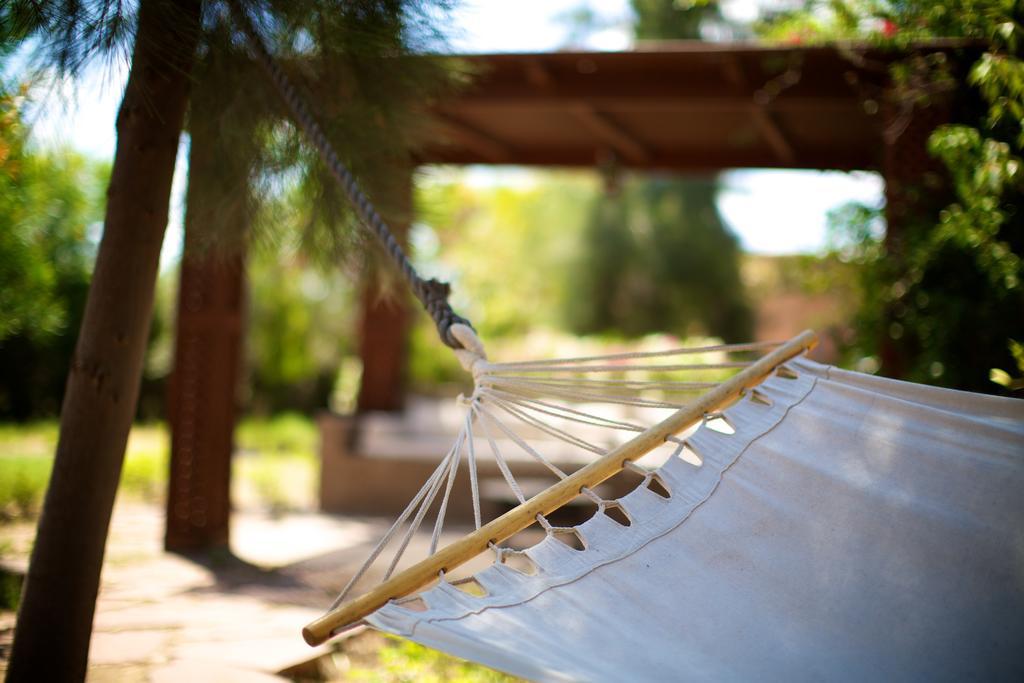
[
  {"xmin": 165, "ymin": 41, "xmax": 970, "ymax": 550},
  {"xmin": 423, "ymin": 44, "xmax": 893, "ymax": 171}
]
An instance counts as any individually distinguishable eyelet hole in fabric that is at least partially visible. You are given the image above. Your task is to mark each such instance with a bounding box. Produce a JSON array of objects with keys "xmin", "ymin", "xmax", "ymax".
[
  {"xmin": 602, "ymin": 503, "xmax": 632, "ymax": 527},
  {"xmin": 394, "ymin": 596, "xmax": 428, "ymax": 612},
  {"xmin": 500, "ymin": 549, "xmax": 539, "ymax": 576},
  {"xmin": 776, "ymin": 365, "xmax": 799, "ymax": 380},
  {"xmin": 504, "ymin": 518, "xmax": 547, "ymax": 551},
  {"xmin": 544, "ymin": 494, "xmax": 598, "ymax": 529},
  {"xmin": 451, "ymin": 577, "xmax": 488, "ymax": 597},
  {"xmin": 550, "ymin": 527, "xmax": 586, "ymax": 551},
  {"xmin": 749, "ymin": 389, "xmax": 773, "ymax": 406},
  {"xmin": 704, "ymin": 413, "xmax": 735, "ymax": 434},
  {"xmin": 646, "ymin": 474, "xmax": 672, "ymax": 499},
  {"xmin": 596, "ymin": 465, "xmax": 647, "ymax": 500},
  {"xmin": 676, "ymin": 442, "xmax": 703, "ymax": 467}
]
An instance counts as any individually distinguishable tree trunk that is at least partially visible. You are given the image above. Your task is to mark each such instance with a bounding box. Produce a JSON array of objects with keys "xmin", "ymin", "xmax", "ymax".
[{"xmin": 7, "ymin": 1, "xmax": 202, "ymax": 680}]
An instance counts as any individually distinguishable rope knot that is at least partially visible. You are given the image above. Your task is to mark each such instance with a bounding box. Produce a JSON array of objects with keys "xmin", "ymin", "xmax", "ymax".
[{"xmin": 418, "ymin": 278, "xmax": 473, "ymax": 349}]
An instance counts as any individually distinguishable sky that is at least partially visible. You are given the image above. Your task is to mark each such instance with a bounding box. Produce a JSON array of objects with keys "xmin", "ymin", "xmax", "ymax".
[{"xmin": 16, "ymin": 0, "xmax": 883, "ymax": 260}]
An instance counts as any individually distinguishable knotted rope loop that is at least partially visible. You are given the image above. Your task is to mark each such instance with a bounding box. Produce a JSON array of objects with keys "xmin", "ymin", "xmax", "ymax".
[{"xmin": 415, "ymin": 279, "xmax": 473, "ymax": 350}]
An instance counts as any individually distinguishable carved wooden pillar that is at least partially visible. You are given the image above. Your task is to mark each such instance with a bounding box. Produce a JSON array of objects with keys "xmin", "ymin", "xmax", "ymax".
[
  {"xmin": 356, "ymin": 166, "xmax": 413, "ymax": 413},
  {"xmin": 165, "ymin": 115, "xmax": 249, "ymax": 552},
  {"xmin": 165, "ymin": 241, "xmax": 245, "ymax": 551}
]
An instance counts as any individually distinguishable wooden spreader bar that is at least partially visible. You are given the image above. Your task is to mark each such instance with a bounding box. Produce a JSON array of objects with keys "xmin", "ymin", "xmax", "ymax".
[{"xmin": 303, "ymin": 329, "xmax": 818, "ymax": 646}]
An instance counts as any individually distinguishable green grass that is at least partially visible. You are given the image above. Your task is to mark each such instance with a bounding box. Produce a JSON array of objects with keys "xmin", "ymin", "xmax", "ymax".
[
  {"xmin": 234, "ymin": 451, "xmax": 316, "ymax": 514},
  {"xmin": 120, "ymin": 423, "xmax": 170, "ymax": 500},
  {"xmin": 0, "ymin": 455, "xmax": 52, "ymax": 519},
  {"xmin": 0, "ymin": 423, "xmax": 171, "ymax": 520},
  {"xmin": 0, "ymin": 415, "xmax": 322, "ymax": 519},
  {"xmin": 234, "ymin": 412, "xmax": 319, "ymax": 513},
  {"xmin": 345, "ymin": 635, "xmax": 520, "ymax": 683},
  {"xmin": 236, "ymin": 412, "xmax": 318, "ymax": 458},
  {"xmin": 0, "ymin": 567, "xmax": 23, "ymax": 610}
]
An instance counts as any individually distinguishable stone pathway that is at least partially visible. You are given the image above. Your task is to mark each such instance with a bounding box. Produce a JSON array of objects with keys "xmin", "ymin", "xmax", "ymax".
[{"xmin": 0, "ymin": 502, "xmax": 473, "ymax": 681}]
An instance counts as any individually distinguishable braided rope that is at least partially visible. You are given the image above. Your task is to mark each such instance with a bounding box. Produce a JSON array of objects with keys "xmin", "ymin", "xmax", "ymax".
[{"xmin": 227, "ymin": 2, "xmax": 472, "ymax": 348}]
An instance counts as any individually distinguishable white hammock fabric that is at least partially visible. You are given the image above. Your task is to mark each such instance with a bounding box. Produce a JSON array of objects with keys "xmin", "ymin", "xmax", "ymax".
[{"xmin": 365, "ymin": 358, "xmax": 1024, "ymax": 681}]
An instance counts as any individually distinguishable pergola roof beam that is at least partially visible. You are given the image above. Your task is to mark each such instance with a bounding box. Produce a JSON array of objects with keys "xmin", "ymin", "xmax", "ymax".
[
  {"xmin": 750, "ymin": 107, "xmax": 796, "ymax": 165},
  {"xmin": 434, "ymin": 114, "xmax": 513, "ymax": 164},
  {"xmin": 569, "ymin": 105, "xmax": 651, "ymax": 165},
  {"xmin": 420, "ymin": 42, "xmax": 975, "ymax": 171},
  {"xmin": 720, "ymin": 53, "xmax": 797, "ymax": 165},
  {"xmin": 440, "ymin": 96, "xmax": 859, "ymax": 114}
]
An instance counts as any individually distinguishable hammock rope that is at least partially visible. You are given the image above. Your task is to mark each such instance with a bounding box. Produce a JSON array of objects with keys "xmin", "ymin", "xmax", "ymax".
[
  {"xmin": 221, "ymin": 2, "xmax": 822, "ymax": 650},
  {"xmin": 302, "ymin": 329, "xmax": 816, "ymax": 643},
  {"xmin": 226, "ymin": 0, "xmax": 472, "ymax": 349},
  {"xmin": 322, "ymin": 326, "xmax": 802, "ymax": 617}
]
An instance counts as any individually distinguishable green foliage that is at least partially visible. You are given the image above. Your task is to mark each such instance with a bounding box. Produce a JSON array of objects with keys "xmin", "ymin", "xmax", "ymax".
[
  {"xmin": 1, "ymin": 1, "xmax": 137, "ymax": 78},
  {"xmin": 181, "ymin": 0, "xmax": 466, "ymax": 267},
  {"xmin": 989, "ymin": 339, "xmax": 1024, "ymax": 389},
  {"xmin": 0, "ymin": 88, "xmax": 108, "ymax": 418},
  {"xmin": 246, "ymin": 245, "xmax": 356, "ymax": 413},
  {"xmin": 0, "ymin": 89, "xmax": 100, "ymax": 342},
  {"xmin": 407, "ymin": 317, "xmax": 467, "ymax": 391},
  {"xmin": 0, "ymin": 423, "xmax": 56, "ymax": 519},
  {"xmin": 927, "ymin": 126, "xmax": 1021, "ymax": 293},
  {"xmin": 765, "ymin": 0, "xmax": 1024, "ymax": 393},
  {"xmin": 569, "ymin": 176, "xmax": 753, "ymax": 342},
  {"xmin": 408, "ymin": 169, "xmax": 748, "ymax": 388},
  {"xmin": 631, "ymin": 0, "xmax": 722, "ymax": 40},
  {"xmin": 414, "ymin": 173, "xmax": 599, "ymax": 339},
  {"xmin": 234, "ymin": 451, "xmax": 316, "ymax": 514}
]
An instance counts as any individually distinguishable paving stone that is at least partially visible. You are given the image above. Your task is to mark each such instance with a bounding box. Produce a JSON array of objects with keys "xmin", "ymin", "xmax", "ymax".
[
  {"xmin": 89, "ymin": 630, "xmax": 171, "ymax": 665},
  {"xmin": 150, "ymin": 660, "xmax": 287, "ymax": 683},
  {"xmin": 2, "ymin": 502, "xmax": 425, "ymax": 679}
]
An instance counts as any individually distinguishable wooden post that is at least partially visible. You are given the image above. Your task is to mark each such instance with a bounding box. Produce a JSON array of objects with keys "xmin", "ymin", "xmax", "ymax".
[
  {"xmin": 880, "ymin": 87, "xmax": 953, "ymax": 379},
  {"xmin": 165, "ymin": 137, "xmax": 248, "ymax": 552},
  {"xmin": 356, "ymin": 165, "xmax": 413, "ymax": 413}
]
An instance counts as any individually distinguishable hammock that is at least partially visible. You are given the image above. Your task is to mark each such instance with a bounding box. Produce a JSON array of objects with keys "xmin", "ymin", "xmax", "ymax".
[
  {"xmin": 226, "ymin": 10, "xmax": 1024, "ymax": 679},
  {"xmin": 356, "ymin": 354, "xmax": 1024, "ymax": 681},
  {"xmin": 300, "ymin": 330, "xmax": 1024, "ymax": 681}
]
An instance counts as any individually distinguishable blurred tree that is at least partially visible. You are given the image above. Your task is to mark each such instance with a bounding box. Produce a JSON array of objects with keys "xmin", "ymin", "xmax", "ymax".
[
  {"xmin": 418, "ymin": 177, "xmax": 598, "ymax": 336},
  {"xmin": 567, "ymin": 0, "xmax": 753, "ymax": 342},
  {"xmin": 572, "ymin": 176, "xmax": 752, "ymax": 340},
  {"xmin": 3, "ymin": 0, "xmax": 458, "ymax": 677},
  {"xmin": 765, "ymin": 1, "xmax": 1024, "ymax": 393},
  {"xmin": 631, "ymin": 0, "xmax": 712, "ymax": 39},
  {"xmin": 246, "ymin": 245, "xmax": 357, "ymax": 413},
  {"xmin": 406, "ymin": 174, "xmax": 602, "ymax": 390},
  {"xmin": 0, "ymin": 89, "xmax": 108, "ymax": 419}
]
